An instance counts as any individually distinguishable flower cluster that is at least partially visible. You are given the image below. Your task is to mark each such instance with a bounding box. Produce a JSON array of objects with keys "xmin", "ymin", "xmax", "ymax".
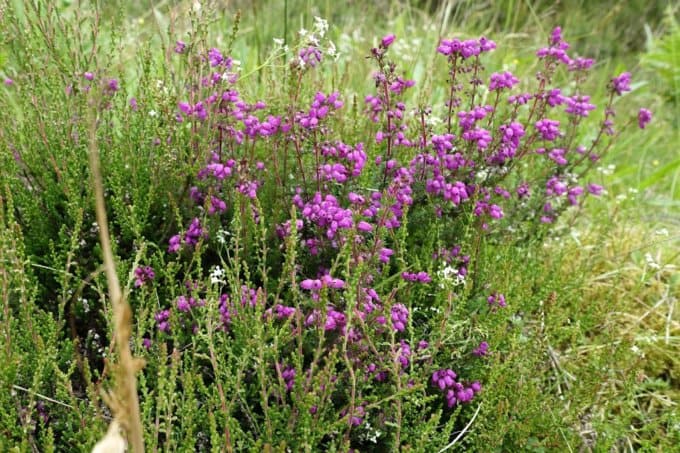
[
  {"xmin": 431, "ymin": 369, "xmax": 482, "ymax": 407},
  {"xmin": 137, "ymin": 26, "xmax": 652, "ymax": 447},
  {"xmin": 133, "ymin": 266, "xmax": 155, "ymax": 287}
]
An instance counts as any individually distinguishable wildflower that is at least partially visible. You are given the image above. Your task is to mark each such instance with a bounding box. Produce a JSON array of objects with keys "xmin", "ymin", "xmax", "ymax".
[
  {"xmin": 488, "ymin": 71, "xmax": 519, "ymax": 91},
  {"xmin": 638, "ymin": 108, "xmax": 652, "ymax": 129},
  {"xmin": 106, "ymin": 78, "xmax": 119, "ymax": 93},
  {"xmin": 133, "ymin": 265, "xmax": 155, "ymax": 287},
  {"xmin": 208, "ymin": 48, "xmax": 225, "ymax": 67},
  {"xmin": 397, "ymin": 340, "xmax": 411, "ymax": 368},
  {"xmin": 168, "ymin": 234, "xmax": 181, "ymax": 253},
  {"xmin": 176, "ymin": 296, "xmax": 192, "ymax": 312},
  {"xmin": 154, "ymin": 309, "xmax": 171, "ymax": 332},
  {"xmin": 174, "ymin": 40, "xmax": 186, "ymax": 54},
  {"xmin": 487, "ymin": 292, "xmax": 507, "ymax": 308},
  {"xmin": 536, "ymin": 26, "xmax": 571, "ymax": 65},
  {"xmin": 282, "ymin": 365, "xmax": 296, "ymax": 391},
  {"xmin": 568, "ymin": 57, "xmax": 594, "ymax": 71},
  {"xmin": 390, "ymin": 303, "xmax": 409, "ymax": 332},
  {"xmin": 535, "ymin": 118, "xmax": 561, "ymax": 141},
  {"xmin": 299, "ymin": 46, "xmax": 323, "ymax": 68},
  {"xmin": 610, "ymin": 72, "xmax": 631, "ymax": 95},
  {"xmin": 564, "ymin": 95, "xmax": 596, "ymax": 117},
  {"xmin": 4, "ymin": 78, "xmax": 13, "ymax": 86},
  {"xmin": 274, "ymin": 304, "xmax": 296, "ymax": 320},
  {"xmin": 83, "ymin": 72, "xmax": 94, "ymax": 81},
  {"xmin": 473, "ymin": 341, "xmax": 489, "ymax": 356},
  {"xmin": 381, "ymin": 34, "xmax": 395, "ymax": 49},
  {"xmin": 587, "ymin": 183, "xmax": 604, "ymax": 196}
]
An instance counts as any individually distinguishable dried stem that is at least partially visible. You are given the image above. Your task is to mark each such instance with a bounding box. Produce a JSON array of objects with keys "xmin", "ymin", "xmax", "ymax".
[{"xmin": 88, "ymin": 101, "xmax": 145, "ymax": 452}]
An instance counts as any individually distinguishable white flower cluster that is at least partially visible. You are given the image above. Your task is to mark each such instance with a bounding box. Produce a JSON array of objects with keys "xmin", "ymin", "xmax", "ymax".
[
  {"xmin": 274, "ymin": 16, "xmax": 339, "ymax": 70},
  {"xmin": 437, "ymin": 265, "xmax": 466, "ymax": 289},
  {"xmin": 210, "ymin": 265, "xmax": 226, "ymax": 285}
]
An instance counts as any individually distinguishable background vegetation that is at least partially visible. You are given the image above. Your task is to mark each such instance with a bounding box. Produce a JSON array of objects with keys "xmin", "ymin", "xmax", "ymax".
[{"xmin": 0, "ymin": 0, "xmax": 678, "ymax": 451}]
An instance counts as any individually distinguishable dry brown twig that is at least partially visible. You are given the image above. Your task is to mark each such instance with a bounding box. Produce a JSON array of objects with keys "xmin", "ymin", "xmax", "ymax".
[{"xmin": 88, "ymin": 97, "xmax": 145, "ymax": 452}]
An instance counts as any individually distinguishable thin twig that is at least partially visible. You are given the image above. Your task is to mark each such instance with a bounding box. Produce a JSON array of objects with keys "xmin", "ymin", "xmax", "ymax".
[{"xmin": 438, "ymin": 403, "xmax": 482, "ymax": 452}]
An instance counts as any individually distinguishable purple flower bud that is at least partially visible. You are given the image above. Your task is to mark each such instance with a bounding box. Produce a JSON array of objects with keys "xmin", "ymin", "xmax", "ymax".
[{"xmin": 381, "ymin": 34, "xmax": 396, "ymax": 49}]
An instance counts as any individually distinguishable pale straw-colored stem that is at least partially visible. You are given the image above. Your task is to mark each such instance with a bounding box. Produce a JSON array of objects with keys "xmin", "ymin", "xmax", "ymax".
[{"xmin": 88, "ymin": 105, "xmax": 145, "ymax": 452}]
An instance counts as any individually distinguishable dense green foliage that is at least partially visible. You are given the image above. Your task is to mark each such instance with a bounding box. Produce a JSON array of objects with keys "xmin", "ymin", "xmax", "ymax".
[{"xmin": 0, "ymin": 1, "xmax": 677, "ymax": 451}]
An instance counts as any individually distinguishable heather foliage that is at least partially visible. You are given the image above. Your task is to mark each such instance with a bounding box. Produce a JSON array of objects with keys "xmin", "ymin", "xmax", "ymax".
[{"xmin": 0, "ymin": 1, "xmax": 676, "ymax": 451}]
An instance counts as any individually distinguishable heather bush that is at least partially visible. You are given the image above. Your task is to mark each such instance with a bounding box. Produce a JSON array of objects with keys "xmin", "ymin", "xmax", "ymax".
[{"xmin": 0, "ymin": 1, "xmax": 669, "ymax": 451}]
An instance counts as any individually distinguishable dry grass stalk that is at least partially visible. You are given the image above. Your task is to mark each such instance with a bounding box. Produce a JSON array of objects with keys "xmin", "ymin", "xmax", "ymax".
[{"xmin": 88, "ymin": 102, "xmax": 145, "ymax": 452}]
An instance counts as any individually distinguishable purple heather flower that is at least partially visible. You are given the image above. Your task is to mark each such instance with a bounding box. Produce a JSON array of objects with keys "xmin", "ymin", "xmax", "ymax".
[
  {"xmin": 4, "ymin": 78, "xmax": 13, "ymax": 86},
  {"xmin": 274, "ymin": 304, "xmax": 296, "ymax": 320},
  {"xmin": 473, "ymin": 341, "xmax": 489, "ymax": 357},
  {"xmin": 155, "ymin": 309, "xmax": 171, "ymax": 332},
  {"xmin": 487, "ymin": 292, "xmax": 507, "ymax": 308},
  {"xmin": 176, "ymin": 296, "xmax": 192, "ymax": 312},
  {"xmin": 174, "ymin": 40, "xmax": 186, "ymax": 54},
  {"xmin": 381, "ymin": 34, "xmax": 396, "ymax": 48},
  {"xmin": 587, "ymin": 183, "xmax": 604, "ymax": 196},
  {"xmin": 134, "ymin": 265, "xmax": 155, "ymax": 287},
  {"xmin": 536, "ymin": 26, "xmax": 571, "ymax": 65},
  {"xmin": 390, "ymin": 303, "xmax": 409, "ymax": 332},
  {"xmin": 508, "ymin": 93, "xmax": 532, "ymax": 105},
  {"xmin": 611, "ymin": 72, "xmax": 631, "ymax": 95},
  {"xmin": 142, "ymin": 338, "xmax": 152, "ymax": 349},
  {"xmin": 535, "ymin": 119, "xmax": 561, "ymax": 141},
  {"xmin": 208, "ymin": 48, "xmax": 224, "ymax": 67},
  {"xmin": 489, "ymin": 71, "xmax": 519, "ymax": 91},
  {"xmin": 565, "ymin": 95, "xmax": 596, "ymax": 117},
  {"xmin": 299, "ymin": 46, "xmax": 323, "ymax": 68},
  {"xmin": 282, "ymin": 365, "xmax": 296, "ymax": 392},
  {"xmin": 398, "ymin": 340, "xmax": 411, "ymax": 368},
  {"xmin": 184, "ymin": 217, "xmax": 204, "ymax": 246},
  {"xmin": 545, "ymin": 88, "xmax": 566, "ymax": 107},
  {"xmin": 324, "ymin": 308, "xmax": 346, "ymax": 331},
  {"xmin": 107, "ymin": 78, "xmax": 119, "ymax": 93},
  {"xmin": 432, "ymin": 369, "xmax": 457, "ymax": 390},
  {"xmin": 168, "ymin": 234, "xmax": 181, "ymax": 253},
  {"xmin": 83, "ymin": 72, "xmax": 94, "ymax": 81},
  {"xmin": 357, "ymin": 221, "xmax": 373, "ymax": 232},
  {"xmin": 401, "ymin": 271, "xmax": 431, "ymax": 283},
  {"xmin": 569, "ymin": 57, "xmax": 594, "ymax": 71},
  {"xmin": 638, "ymin": 108, "xmax": 652, "ymax": 129}
]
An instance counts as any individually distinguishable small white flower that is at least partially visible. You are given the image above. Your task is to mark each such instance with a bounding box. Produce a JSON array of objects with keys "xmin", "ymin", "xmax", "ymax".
[
  {"xmin": 327, "ymin": 41, "xmax": 339, "ymax": 60},
  {"xmin": 644, "ymin": 252, "xmax": 661, "ymax": 270},
  {"xmin": 216, "ymin": 229, "xmax": 230, "ymax": 245},
  {"xmin": 148, "ymin": 110, "xmax": 158, "ymax": 117},
  {"xmin": 210, "ymin": 266, "xmax": 226, "ymax": 285},
  {"xmin": 313, "ymin": 17, "xmax": 329, "ymax": 37},
  {"xmin": 273, "ymin": 38, "xmax": 285, "ymax": 46}
]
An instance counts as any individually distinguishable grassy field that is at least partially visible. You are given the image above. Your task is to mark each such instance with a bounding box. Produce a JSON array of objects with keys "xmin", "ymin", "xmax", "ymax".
[{"xmin": 0, "ymin": 0, "xmax": 678, "ymax": 451}]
